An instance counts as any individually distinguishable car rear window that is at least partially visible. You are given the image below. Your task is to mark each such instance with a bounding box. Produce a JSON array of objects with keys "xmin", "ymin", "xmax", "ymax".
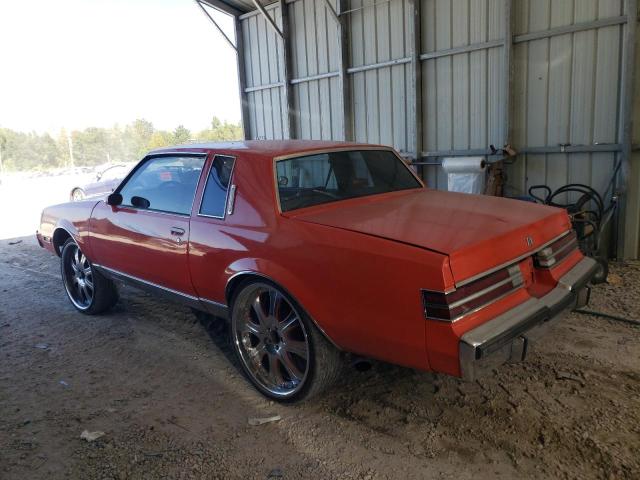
[{"xmin": 275, "ymin": 149, "xmax": 422, "ymax": 212}]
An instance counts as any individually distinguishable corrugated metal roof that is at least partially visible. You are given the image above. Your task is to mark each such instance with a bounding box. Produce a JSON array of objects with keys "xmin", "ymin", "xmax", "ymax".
[{"xmin": 203, "ymin": 0, "xmax": 277, "ymax": 14}]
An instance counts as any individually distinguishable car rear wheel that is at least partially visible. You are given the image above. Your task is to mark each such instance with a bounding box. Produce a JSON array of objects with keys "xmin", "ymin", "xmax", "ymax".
[
  {"xmin": 230, "ymin": 281, "xmax": 342, "ymax": 402},
  {"xmin": 60, "ymin": 238, "xmax": 118, "ymax": 314},
  {"xmin": 71, "ymin": 188, "xmax": 85, "ymax": 201}
]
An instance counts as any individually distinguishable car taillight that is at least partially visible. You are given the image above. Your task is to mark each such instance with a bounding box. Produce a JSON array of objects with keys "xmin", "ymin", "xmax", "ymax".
[
  {"xmin": 422, "ymin": 264, "xmax": 524, "ymax": 322},
  {"xmin": 535, "ymin": 231, "xmax": 578, "ymax": 268}
]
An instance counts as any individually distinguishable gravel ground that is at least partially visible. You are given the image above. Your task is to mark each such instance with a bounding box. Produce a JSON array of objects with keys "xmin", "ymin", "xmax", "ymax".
[{"xmin": 0, "ymin": 237, "xmax": 638, "ymax": 479}]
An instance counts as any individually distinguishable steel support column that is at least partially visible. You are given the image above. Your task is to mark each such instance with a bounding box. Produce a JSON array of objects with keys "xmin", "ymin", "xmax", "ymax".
[
  {"xmin": 338, "ymin": 0, "xmax": 353, "ymax": 141},
  {"xmin": 280, "ymin": 0, "xmax": 295, "ymax": 138},
  {"xmin": 619, "ymin": 0, "xmax": 638, "ymax": 258},
  {"xmin": 502, "ymin": 0, "xmax": 512, "ymax": 147},
  {"xmin": 410, "ymin": 0, "xmax": 422, "ymax": 164},
  {"xmin": 234, "ymin": 16, "xmax": 251, "ymax": 140}
]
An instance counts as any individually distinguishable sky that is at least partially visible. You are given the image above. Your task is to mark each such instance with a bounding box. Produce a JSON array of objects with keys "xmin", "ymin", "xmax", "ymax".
[{"xmin": 0, "ymin": 0, "xmax": 241, "ymax": 135}]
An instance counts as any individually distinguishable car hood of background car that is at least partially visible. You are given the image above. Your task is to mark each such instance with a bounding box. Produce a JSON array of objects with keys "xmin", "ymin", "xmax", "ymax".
[{"xmin": 288, "ymin": 189, "xmax": 571, "ymax": 283}]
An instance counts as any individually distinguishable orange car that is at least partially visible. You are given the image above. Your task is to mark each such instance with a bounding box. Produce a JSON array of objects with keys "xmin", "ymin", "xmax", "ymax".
[{"xmin": 37, "ymin": 141, "xmax": 597, "ymax": 401}]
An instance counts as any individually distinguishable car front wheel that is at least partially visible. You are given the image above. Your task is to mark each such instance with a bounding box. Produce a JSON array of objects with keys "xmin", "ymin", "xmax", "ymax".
[
  {"xmin": 60, "ymin": 238, "xmax": 118, "ymax": 314},
  {"xmin": 230, "ymin": 281, "xmax": 342, "ymax": 402}
]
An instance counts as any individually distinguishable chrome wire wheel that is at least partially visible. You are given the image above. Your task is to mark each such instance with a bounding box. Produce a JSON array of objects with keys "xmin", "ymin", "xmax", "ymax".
[
  {"xmin": 62, "ymin": 242, "xmax": 94, "ymax": 310},
  {"xmin": 71, "ymin": 189, "xmax": 85, "ymax": 201},
  {"xmin": 232, "ymin": 284, "xmax": 310, "ymax": 399}
]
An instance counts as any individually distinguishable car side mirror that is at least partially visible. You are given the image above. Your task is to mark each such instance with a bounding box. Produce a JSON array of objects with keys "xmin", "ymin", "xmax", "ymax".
[
  {"xmin": 107, "ymin": 193, "xmax": 122, "ymax": 206},
  {"xmin": 131, "ymin": 196, "xmax": 150, "ymax": 209}
]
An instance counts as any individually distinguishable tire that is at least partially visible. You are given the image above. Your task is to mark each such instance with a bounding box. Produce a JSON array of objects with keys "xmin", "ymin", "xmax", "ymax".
[
  {"xmin": 591, "ymin": 255, "xmax": 609, "ymax": 285},
  {"xmin": 60, "ymin": 238, "xmax": 118, "ymax": 314},
  {"xmin": 71, "ymin": 188, "xmax": 85, "ymax": 201},
  {"xmin": 230, "ymin": 280, "xmax": 342, "ymax": 402}
]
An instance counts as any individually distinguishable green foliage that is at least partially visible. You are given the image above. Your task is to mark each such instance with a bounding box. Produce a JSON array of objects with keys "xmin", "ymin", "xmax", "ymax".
[
  {"xmin": 0, "ymin": 117, "xmax": 243, "ymax": 172},
  {"xmin": 196, "ymin": 117, "xmax": 243, "ymax": 142}
]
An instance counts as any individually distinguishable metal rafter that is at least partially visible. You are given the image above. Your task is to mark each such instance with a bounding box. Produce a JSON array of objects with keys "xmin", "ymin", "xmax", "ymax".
[
  {"xmin": 251, "ymin": 0, "xmax": 284, "ymax": 38},
  {"xmin": 194, "ymin": 0, "xmax": 237, "ymax": 51}
]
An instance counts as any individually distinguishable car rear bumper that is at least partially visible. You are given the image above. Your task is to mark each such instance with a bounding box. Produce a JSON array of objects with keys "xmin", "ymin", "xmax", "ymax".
[{"xmin": 459, "ymin": 256, "xmax": 598, "ymax": 381}]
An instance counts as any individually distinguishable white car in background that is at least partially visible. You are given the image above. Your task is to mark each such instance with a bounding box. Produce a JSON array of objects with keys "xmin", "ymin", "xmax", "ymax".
[{"xmin": 69, "ymin": 164, "xmax": 131, "ymax": 201}]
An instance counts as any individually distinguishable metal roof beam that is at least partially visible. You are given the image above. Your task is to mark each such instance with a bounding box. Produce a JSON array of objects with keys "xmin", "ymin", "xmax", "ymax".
[
  {"xmin": 199, "ymin": 0, "xmax": 243, "ymax": 17},
  {"xmin": 251, "ymin": 0, "xmax": 283, "ymax": 38},
  {"xmin": 194, "ymin": 0, "xmax": 237, "ymax": 51}
]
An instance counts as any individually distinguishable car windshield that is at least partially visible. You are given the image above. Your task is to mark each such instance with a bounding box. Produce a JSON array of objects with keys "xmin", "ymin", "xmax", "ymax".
[{"xmin": 275, "ymin": 149, "xmax": 422, "ymax": 212}]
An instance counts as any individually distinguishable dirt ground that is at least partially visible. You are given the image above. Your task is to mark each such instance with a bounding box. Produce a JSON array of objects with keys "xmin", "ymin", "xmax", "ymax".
[{"xmin": 0, "ymin": 237, "xmax": 638, "ymax": 480}]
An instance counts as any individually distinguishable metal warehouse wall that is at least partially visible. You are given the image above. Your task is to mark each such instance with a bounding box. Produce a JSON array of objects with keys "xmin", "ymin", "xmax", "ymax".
[{"xmin": 233, "ymin": 0, "xmax": 639, "ymax": 258}]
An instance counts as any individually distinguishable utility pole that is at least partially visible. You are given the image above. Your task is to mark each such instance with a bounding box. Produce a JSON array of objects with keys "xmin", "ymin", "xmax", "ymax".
[
  {"xmin": 0, "ymin": 135, "xmax": 4, "ymax": 180},
  {"xmin": 68, "ymin": 133, "xmax": 74, "ymax": 168}
]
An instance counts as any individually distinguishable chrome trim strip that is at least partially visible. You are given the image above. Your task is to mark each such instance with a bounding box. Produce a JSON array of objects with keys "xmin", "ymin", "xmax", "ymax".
[
  {"xmin": 448, "ymin": 272, "xmax": 523, "ymax": 310},
  {"xmin": 456, "ymin": 230, "xmax": 571, "ymax": 287},
  {"xmin": 200, "ymin": 297, "xmax": 230, "ymax": 319},
  {"xmin": 426, "ymin": 286, "xmax": 526, "ymax": 324},
  {"xmin": 93, "ymin": 264, "xmax": 229, "ymax": 318},
  {"xmin": 273, "ymin": 147, "xmax": 425, "ymax": 215},
  {"xmin": 458, "ymin": 257, "xmax": 598, "ymax": 381},
  {"xmin": 113, "ymin": 152, "xmax": 207, "ymax": 217},
  {"xmin": 197, "ymin": 154, "xmax": 237, "ymax": 220},
  {"xmin": 94, "ymin": 264, "xmax": 199, "ymax": 301},
  {"xmin": 272, "ymin": 145, "xmax": 396, "ymax": 162},
  {"xmin": 226, "ymin": 184, "xmax": 237, "ymax": 215}
]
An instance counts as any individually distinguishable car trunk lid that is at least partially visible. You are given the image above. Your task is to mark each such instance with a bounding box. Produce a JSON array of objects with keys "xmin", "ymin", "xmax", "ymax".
[{"xmin": 288, "ymin": 189, "xmax": 571, "ymax": 283}]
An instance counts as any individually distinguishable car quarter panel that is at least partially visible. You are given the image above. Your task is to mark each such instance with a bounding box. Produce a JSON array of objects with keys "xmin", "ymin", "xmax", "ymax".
[{"xmin": 188, "ymin": 151, "xmax": 452, "ymax": 371}]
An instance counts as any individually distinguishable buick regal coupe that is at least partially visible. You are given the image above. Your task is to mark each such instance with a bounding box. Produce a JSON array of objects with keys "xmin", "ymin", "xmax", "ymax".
[{"xmin": 37, "ymin": 141, "xmax": 597, "ymax": 401}]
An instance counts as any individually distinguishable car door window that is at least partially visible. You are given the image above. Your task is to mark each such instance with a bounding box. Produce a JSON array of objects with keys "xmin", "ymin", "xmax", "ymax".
[
  {"xmin": 199, "ymin": 155, "xmax": 236, "ymax": 218},
  {"xmin": 118, "ymin": 155, "xmax": 206, "ymax": 215}
]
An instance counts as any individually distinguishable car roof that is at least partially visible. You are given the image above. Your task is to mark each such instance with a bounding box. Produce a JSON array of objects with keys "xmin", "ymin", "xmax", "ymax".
[{"xmin": 149, "ymin": 140, "xmax": 391, "ymax": 160}]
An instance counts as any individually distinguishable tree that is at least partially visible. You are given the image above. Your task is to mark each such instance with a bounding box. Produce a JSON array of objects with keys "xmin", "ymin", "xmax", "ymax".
[
  {"xmin": 172, "ymin": 125, "xmax": 191, "ymax": 145},
  {"xmin": 147, "ymin": 130, "xmax": 173, "ymax": 150},
  {"xmin": 196, "ymin": 116, "xmax": 243, "ymax": 142}
]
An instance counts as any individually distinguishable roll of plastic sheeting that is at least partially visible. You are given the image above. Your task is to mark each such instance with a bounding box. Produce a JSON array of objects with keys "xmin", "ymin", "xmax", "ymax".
[{"xmin": 441, "ymin": 157, "xmax": 486, "ymax": 194}]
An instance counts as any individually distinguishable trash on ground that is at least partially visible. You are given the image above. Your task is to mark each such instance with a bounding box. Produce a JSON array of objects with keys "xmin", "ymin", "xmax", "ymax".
[
  {"xmin": 8, "ymin": 240, "xmax": 23, "ymax": 245},
  {"xmin": 607, "ymin": 273, "xmax": 623, "ymax": 285},
  {"xmin": 34, "ymin": 343, "xmax": 49, "ymax": 350},
  {"xmin": 248, "ymin": 415, "xmax": 281, "ymax": 426},
  {"xmin": 80, "ymin": 430, "xmax": 105, "ymax": 442},
  {"xmin": 555, "ymin": 371, "xmax": 585, "ymax": 387},
  {"xmin": 59, "ymin": 380, "xmax": 70, "ymax": 387},
  {"xmin": 267, "ymin": 468, "xmax": 284, "ymax": 478}
]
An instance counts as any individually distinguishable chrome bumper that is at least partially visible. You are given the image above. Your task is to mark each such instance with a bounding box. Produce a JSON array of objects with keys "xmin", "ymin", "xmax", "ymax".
[{"xmin": 459, "ymin": 256, "xmax": 598, "ymax": 381}]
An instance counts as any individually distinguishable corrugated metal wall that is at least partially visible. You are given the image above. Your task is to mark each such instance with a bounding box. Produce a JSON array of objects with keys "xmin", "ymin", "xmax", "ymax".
[
  {"xmin": 237, "ymin": 0, "xmax": 638, "ymax": 254},
  {"xmin": 289, "ymin": 0, "xmax": 343, "ymax": 140},
  {"xmin": 242, "ymin": 2, "xmax": 288, "ymax": 139},
  {"xmin": 509, "ymin": 0, "xmax": 624, "ymax": 201},
  {"xmin": 421, "ymin": 0, "xmax": 506, "ymax": 189}
]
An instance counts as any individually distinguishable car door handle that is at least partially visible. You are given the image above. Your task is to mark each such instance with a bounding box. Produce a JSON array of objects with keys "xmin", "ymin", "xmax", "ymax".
[{"xmin": 170, "ymin": 227, "xmax": 185, "ymax": 236}]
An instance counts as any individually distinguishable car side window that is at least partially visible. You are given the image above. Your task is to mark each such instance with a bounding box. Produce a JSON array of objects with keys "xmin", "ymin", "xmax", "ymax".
[
  {"xmin": 199, "ymin": 155, "xmax": 236, "ymax": 218},
  {"xmin": 118, "ymin": 155, "xmax": 205, "ymax": 215}
]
